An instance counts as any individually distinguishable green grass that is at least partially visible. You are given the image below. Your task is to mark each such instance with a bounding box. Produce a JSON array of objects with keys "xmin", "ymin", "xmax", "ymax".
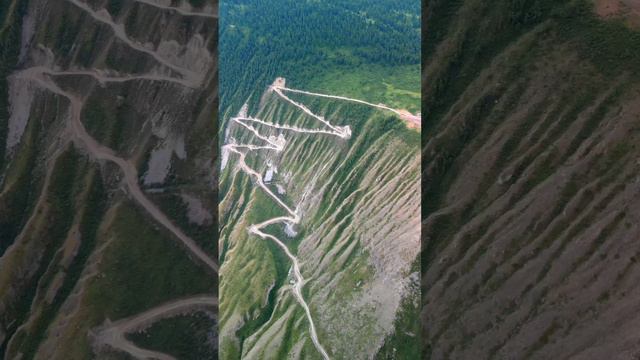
[
  {"xmin": 219, "ymin": 0, "xmax": 420, "ymax": 114},
  {"xmin": 152, "ymin": 192, "xmax": 216, "ymax": 256},
  {"xmin": 18, "ymin": 166, "xmax": 106, "ymax": 360},
  {"xmin": 127, "ymin": 313, "xmax": 217, "ymax": 360},
  {"xmin": 81, "ymin": 97, "xmax": 115, "ymax": 146},
  {"xmin": 187, "ymin": 0, "xmax": 207, "ymax": 8},
  {"xmin": 6, "ymin": 179, "xmax": 216, "ymax": 359},
  {"xmin": 305, "ymin": 64, "xmax": 421, "ymax": 113},
  {"xmin": 246, "ymin": 187, "xmax": 289, "ymax": 224},
  {"xmin": 106, "ymin": 0, "xmax": 125, "ymax": 16},
  {"xmin": 82, "ymin": 90, "xmax": 140, "ymax": 155},
  {"xmin": 219, "ymin": 234, "xmax": 276, "ymax": 359},
  {"xmin": 229, "ymin": 189, "xmax": 292, "ymax": 350},
  {"xmin": 219, "ymin": 6, "xmax": 422, "ymax": 352},
  {"xmin": 4, "ymin": 145, "xmax": 82, "ymax": 358},
  {"xmin": 83, "ymin": 203, "xmax": 215, "ymax": 320},
  {"xmin": 221, "ymin": 100, "xmax": 420, "ymax": 356},
  {"xmin": 557, "ymin": 1, "xmax": 640, "ymax": 78},
  {"xmin": 375, "ymin": 284, "xmax": 420, "ymax": 358}
]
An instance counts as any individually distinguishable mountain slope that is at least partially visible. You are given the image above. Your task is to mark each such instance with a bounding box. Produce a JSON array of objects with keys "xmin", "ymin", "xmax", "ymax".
[
  {"xmin": 219, "ymin": 1, "xmax": 421, "ymax": 358},
  {"xmin": 219, "ymin": 83, "xmax": 420, "ymax": 359},
  {"xmin": 0, "ymin": 0, "xmax": 217, "ymax": 358},
  {"xmin": 423, "ymin": 0, "xmax": 640, "ymax": 358}
]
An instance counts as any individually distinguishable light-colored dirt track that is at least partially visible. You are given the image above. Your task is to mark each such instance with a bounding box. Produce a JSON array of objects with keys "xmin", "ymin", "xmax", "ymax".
[
  {"xmin": 93, "ymin": 296, "xmax": 218, "ymax": 360},
  {"xmin": 134, "ymin": 0, "xmax": 218, "ymax": 19},
  {"xmin": 223, "ymin": 78, "xmax": 415, "ymax": 359},
  {"xmin": 18, "ymin": 67, "xmax": 219, "ymax": 274},
  {"xmin": 275, "ymin": 85, "xmax": 421, "ymax": 129},
  {"xmin": 4, "ymin": 0, "xmax": 218, "ymax": 357}
]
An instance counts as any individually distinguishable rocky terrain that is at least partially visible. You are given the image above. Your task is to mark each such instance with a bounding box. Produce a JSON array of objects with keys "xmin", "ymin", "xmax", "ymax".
[
  {"xmin": 423, "ymin": 0, "xmax": 640, "ymax": 358},
  {"xmin": 0, "ymin": 0, "xmax": 217, "ymax": 358}
]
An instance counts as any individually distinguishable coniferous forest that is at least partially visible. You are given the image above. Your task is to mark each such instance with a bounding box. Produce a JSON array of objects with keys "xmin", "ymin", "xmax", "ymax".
[{"xmin": 219, "ymin": 0, "xmax": 421, "ymax": 118}]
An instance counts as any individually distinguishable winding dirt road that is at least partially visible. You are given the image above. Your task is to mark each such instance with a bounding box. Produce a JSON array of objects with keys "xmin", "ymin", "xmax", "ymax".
[
  {"xmin": 35, "ymin": 66, "xmax": 196, "ymax": 88},
  {"xmin": 19, "ymin": 67, "xmax": 219, "ymax": 274},
  {"xmin": 225, "ymin": 101, "xmax": 336, "ymax": 359},
  {"xmin": 224, "ymin": 78, "xmax": 411, "ymax": 359},
  {"xmin": 64, "ymin": 0, "xmax": 202, "ymax": 84},
  {"xmin": 5, "ymin": 0, "xmax": 218, "ymax": 358},
  {"xmin": 93, "ymin": 296, "xmax": 218, "ymax": 360},
  {"xmin": 274, "ymin": 85, "xmax": 421, "ymax": 129}
]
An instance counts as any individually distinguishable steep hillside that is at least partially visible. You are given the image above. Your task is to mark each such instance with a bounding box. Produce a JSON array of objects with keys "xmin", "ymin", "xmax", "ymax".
[
  {"xmin": 219, "ymin": 82, "xmax": 421, "ymax": 359},
  {"xmin": 423, "ymin": 0, "xmax": 640, "ymax": 358},
  {"xmin": 219, "ymin": 1, "xmax": 421, "ymax": 359},
  {"xmin": 0, "ymin": 0, "xmax": 217, "ymax": 358}
]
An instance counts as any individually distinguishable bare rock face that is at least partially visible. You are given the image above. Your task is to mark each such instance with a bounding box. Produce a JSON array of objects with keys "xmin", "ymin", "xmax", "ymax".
[
  {"xmin": 423, "ymin": 1, "xmax": 640, "ymax": 359},
  {"xmin": 0, "ymin": 0, "xmax": 217, "ymax": 358}
]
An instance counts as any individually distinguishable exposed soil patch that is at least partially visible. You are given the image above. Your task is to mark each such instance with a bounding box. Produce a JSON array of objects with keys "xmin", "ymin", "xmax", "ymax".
[
  {"xmin": 594, "ymin": 0, "xmax": 640, "ymax": 28},
  {"xmin": 398, "ymin": 109, "xmax": 421, "ymax": 129}
]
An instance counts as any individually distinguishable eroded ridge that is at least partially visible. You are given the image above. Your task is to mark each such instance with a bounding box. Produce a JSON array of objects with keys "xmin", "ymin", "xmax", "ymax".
[
  {"xmin": 223, "ymin": 77, "xmax": 416, "ymax": 359},
  {"xmin": 223, "ymin": 82, "xmax": 351, "ymax": 360},
  {"xmin": 12, "ymin": 0, "xmax": 217, "ymax": 274},
  {"xmin": 12, "ymin": 65, "xmax": 220, "ymax": 357},
  {"xmin": 63, "ymin": 0, "xmax": 204, "ymax": 84},
  {"xmin": 16, "ymin": 66, "xmax": 218, "ymax": 274}
]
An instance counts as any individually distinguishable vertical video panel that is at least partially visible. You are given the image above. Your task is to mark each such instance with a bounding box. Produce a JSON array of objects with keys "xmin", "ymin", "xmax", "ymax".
[
  {"xmin": 423, "ymin": 0, "xmax": 640, "ymax": 359},
  {"xmin": 219, "ymin": 0, "xmax": 421, "ymax": 358},
  {"xmin": 0, "ymin": 0, "xmax": 217, "ymax": 358}
]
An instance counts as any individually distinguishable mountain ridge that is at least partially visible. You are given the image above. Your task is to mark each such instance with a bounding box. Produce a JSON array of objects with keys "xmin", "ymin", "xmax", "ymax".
[{"xmin": 423, "ymin": 0, "xmax": 640, "ymax": 358}]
